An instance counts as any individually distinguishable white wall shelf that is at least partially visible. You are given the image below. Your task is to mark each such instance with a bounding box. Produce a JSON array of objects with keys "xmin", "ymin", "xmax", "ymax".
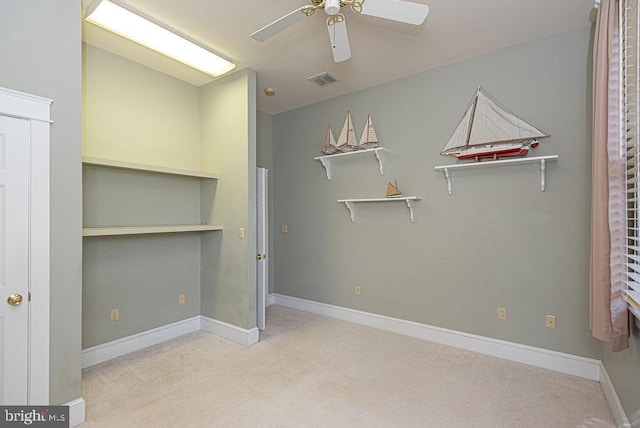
[
  {"xmin": 337, "ymin": 196, "xmax": 420, "ymax": 223},
  {"xmin": 83, "ymin": 158, "xmax": 222, "ymax": 235},
  {"xmin": 83, "ymin": 156, "xmax": 219, "ymax": 179},
  {"xmin": 434, "ymin": 155, "xmax": 558, "ymax": 196},
  {"xmin": 314, "ymin": 147, "xmax": 390, "ymax": 180},
  {"xmin": 83, "ymin": 224, "xmax": 223, "ymax": 237}
]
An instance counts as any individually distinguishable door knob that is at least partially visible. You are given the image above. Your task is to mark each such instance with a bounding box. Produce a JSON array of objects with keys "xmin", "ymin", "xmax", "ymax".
[
  {"xmin": 256, "ymin": 254, "xmax": 266, "ymax": 260},
  {"xmin": 7, "ymin": 294, "xmax": 23, "ymax": 306}
]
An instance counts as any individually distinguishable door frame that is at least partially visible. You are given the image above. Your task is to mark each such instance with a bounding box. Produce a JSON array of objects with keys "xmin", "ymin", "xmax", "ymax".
[
  {"xmin": 0, "ymin": 87, "xmax": 52, "ymax": 404},
  {"xmin": 256, "ymin": 167, "xmax": 268, "ymax": 331}
]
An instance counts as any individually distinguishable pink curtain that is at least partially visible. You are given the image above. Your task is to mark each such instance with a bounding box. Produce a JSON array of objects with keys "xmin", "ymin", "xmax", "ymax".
[{"xmin": 591, "ymin": 0, "xmax": 629, "ymax": 352}]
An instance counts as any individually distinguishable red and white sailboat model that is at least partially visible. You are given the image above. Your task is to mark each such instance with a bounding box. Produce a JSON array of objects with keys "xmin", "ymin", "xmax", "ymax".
[{"xmin": 441, "ymin": 87, "xmax": 549, "ymax": 161}]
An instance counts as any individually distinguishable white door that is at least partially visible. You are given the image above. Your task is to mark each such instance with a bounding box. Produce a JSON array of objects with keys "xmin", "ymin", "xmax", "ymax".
[
  {"xmin": 257, "ymin": 168, "xmax": 269, "ymax": 331},
  {"xmin": 0, "ymin": 115, "xmax": 30, "ymax": 404}
]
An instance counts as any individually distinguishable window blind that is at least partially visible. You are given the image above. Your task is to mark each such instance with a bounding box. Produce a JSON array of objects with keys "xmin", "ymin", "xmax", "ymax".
[{"xmin": 624, "ymin": 0, "xmax": 640, "ymax": 318}]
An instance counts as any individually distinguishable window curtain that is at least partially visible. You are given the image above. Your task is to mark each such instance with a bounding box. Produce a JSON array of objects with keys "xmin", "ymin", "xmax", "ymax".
[{"xmin": 590, "ymin": 0, "xmax": 629, "ymax": 352}]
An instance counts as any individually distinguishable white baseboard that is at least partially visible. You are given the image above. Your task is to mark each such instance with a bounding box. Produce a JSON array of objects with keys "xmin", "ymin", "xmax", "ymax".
[
  {"xmin": 77, "ymin": 294, "xmax": 633, "ymax": 424},
  {"xmin": 269, "ymin": 293, "xmax": 602, "ymax": 381},
  {"xmin": 82, "ymin": 315, "xmax": 260, "ymax": 369},
  {"xmin": 200, "ymin": 316, "xmax": 260, "ymax": 346},
  {"xmin": 65, "ymin": 397, "xmax": 85, "ymax": 427},
  {"xmin": 266, "ymin": 293, "xmax": 276, "ymax": 307},
  {"xmin": 82, "ymin": 316, "xmax": 200, "ymax": 368},
  {"xmin": 599, "ymin": 363, "xmax": 631, "ymax": 428}
]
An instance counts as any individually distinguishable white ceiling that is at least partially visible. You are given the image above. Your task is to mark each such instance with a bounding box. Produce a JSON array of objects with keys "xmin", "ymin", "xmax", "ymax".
[{"xmin": 82, "ymin": 0, "xmax": 596, "ymax": 115}]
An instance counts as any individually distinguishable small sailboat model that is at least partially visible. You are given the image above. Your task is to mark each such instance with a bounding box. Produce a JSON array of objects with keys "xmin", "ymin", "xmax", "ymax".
[
  {"xmin": 358, "ymin": 114, "xmax": 379, "ymax": 149},
  {"xmin": 386, "ymin": 180, "xmax": 402, "ymax": 198},
  {"xmin": 441, "ymin": 87, "xmax": 550, "ymax": 161},
  {"xmin": 322, "ymin": 125, "xmax": 337, "ymax": 155},
  {"xmin": 336, "ymin": 111, "xmax": 358, "ymax": 152}
]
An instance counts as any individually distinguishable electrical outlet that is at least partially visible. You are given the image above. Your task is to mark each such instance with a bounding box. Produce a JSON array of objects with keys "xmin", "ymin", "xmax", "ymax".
[
  {"xmin": 546, "ymin": 315, "xmax": 556, "ymax": 329},
  {"xmin": 355, "ymin": 285, "xmax": 361, "ymax": 295},
  {"xmin": 281, "ymin": 224, "xmax": 288, "ymax": 233},
  {"xmin": 497, "ymin": 307, "xmax": 507, "ymax": 321},
  {"xmin": 179, "ymin": 294, "xmax": 185, "ymax": 304},
  {"xmin": 239, "ymin": 228, "xmax": 245, "ymax": 239},
  {"xmin": 110, "ymin": 308, "xmax": 119, "ymax": 321}
]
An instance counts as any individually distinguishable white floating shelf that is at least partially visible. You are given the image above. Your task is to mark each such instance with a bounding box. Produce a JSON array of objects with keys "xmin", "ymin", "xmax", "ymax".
[
  {"xmin": 83, "ymin": 224, "xmax": 224, "ymax": 237},
  {"xmin": 337, "ymin": 196, "xmax": 420, "ymax": 223},
  {"xmin": 82, "ymin": 156, "xmax": 219, "ymax": 179},
  {"xmin": 314, "ymin": 147, "xmax": 390, "ymax": 180},
  {"xmin": 434, "ymin": 155, "xmax": 558, "ymax": 196}
]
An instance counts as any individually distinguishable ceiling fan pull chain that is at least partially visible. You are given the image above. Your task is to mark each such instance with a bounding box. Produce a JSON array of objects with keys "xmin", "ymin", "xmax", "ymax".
[
  {"xmin": 328, "ymin": 13, "xmax": 344, "ymax": 48},
  {"xmin": 327, "ymin": 16, "xmax": 336, "ymax": 49},
  {"xmin": 332, "ymin": 17, "xmax": 336, "ymax": 47}
]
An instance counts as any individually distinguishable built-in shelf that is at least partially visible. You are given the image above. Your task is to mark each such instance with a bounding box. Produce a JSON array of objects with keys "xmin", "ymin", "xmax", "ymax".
[
  {"xmin": 82, "ymin": 156, "xmax": 219, "ymax": 179},
  {"xmin": 434, "ymin": 155, "xmax": 558, "ymax": 196},
  {"xmin": 83, "ymin": 224, "xmax": 224, "ymax": 237},
  {"xmin": 314, "ymin": 147, "xmax": 390, "ymax": 180},
  {"xmin": 337, "ymin": 196, "xmax": 420, "ymax": 223}
]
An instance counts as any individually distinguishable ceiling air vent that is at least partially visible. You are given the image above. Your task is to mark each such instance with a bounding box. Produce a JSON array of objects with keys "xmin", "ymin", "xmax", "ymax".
[{"xmin": 307, "ymin": 71, "xmax": 341, "ymax": 87}]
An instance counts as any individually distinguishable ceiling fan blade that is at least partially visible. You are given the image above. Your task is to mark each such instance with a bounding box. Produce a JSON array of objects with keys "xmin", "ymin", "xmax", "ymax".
[
  {"xmin": 251, "ymin": 7, "xmax": 308, "ymax": 42},
  {"xmin": 360, "ymin": 0, "xmax": 429, "ymax": 25},
  {"xmin": 327, "ymin": 19, "xmax": 351, "ymax": 63}
]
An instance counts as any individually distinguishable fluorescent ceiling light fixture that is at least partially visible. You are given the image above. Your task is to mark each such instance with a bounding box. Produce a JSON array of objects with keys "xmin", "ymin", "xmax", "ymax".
[{"xmin": 84, "ymin": 0, "xmax": 235, "ymax": 77}]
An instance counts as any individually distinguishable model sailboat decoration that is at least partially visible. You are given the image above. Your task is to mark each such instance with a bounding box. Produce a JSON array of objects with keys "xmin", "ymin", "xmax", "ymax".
[
  {"xmin": 358, "ymin": 114, "xmax": 379, "ymax": 149},
  {"xmin": 320, "ymin": 112, "xmax": 381, "ymax": 154},
  {"xmin": 322, "ymin": 126, "xmax": 337, "ymax": 155},
  {"xmin": 336, "ymin": 111, "xmax": 358, "ymax": 152},
  {"xmin": 441, "ymin": 87, "xmax": 550, "ymax": 161},
  {"xmin": 386, "ymin": 180, "xmax": 402, "ymax": 198}
]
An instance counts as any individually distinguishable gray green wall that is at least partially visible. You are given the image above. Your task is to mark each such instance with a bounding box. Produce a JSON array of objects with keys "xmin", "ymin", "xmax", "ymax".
[
  {"xmin": 83, "ymin": 47, "xmax": 257, "ymax": 342},
  {"xmin": 81, "ymin": 168, "xmax": 203, "ymax": 347},
  {"xmin": 270, "ymin": 24, "xmax": 640, "ymax": 421},
  {"xmin": 82, "ymin": 45, "xmax": 204, "ymax": 348},
  {"xmin": 0, "ymin": 1, "xmax": 83, "ymax": 404},
  {"xmin": 272, "ymin": 26, "xmax": 600, "ymax": 359},
  {"xmin": 200, "ymin": 69, "xmax": 257, "ymax": 329}
]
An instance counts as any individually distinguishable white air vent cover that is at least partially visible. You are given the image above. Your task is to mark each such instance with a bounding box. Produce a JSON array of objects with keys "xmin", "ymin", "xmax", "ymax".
[{"xmin": 307, "ymin": 71, "xmax": 341, "ymax": 87}]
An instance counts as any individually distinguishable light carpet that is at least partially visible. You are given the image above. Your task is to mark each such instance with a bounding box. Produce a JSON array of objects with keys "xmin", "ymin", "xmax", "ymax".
[{"xmin": 80, "ymin": 305, "xmax": 615, "ymax": 427}]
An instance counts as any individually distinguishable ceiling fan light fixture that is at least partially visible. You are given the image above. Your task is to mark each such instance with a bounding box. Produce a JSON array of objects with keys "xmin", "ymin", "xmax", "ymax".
[
  {"xmin": 324, "ymin": 0, "xmax": 341, "ymax": 15},
  {"xmin": 251, "ymin": 0, "xmax": 430, "ymax": 63},
  {"xmin": 84, "ymin": 0, "xmax": 235, "ymax": 77}
]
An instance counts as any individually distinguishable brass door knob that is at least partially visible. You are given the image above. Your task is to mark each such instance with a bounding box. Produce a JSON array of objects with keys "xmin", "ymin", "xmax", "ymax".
[
  {"xmin": 7, "ymin": 294, "xmax": 23, "ymax": 306},
  {"xmin": 256, "ymin": 254, "xmax": 266, "ymax": 260}
]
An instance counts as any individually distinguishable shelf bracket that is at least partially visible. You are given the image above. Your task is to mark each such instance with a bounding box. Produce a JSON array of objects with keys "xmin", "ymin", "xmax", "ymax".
[
  {"xmin": 319, "ymin": 158, "xmax": 332, "ymax": 180},
  {"xmin": 374, "ymin": 149, "xmax": 387, "ymax": 175},
  {"xmin": 405, "ymin": 199, "xmax": 417, "ymax": 223},
  {"xmin": 540, "ymin": 159, "xmax": 546, "ymax": 191},
  {"xmin": 342, "ymin": 201, "xmax": 356, "ymax": 222},
  {"xmin": 442, "ymin": 167, "xmax": 452, "ymax": 196}
]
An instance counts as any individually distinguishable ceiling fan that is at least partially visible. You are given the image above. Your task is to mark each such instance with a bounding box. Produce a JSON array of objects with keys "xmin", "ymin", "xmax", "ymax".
[{"xmin": 250, "ymin": 0, "xmax": 429, "ymax": 63}]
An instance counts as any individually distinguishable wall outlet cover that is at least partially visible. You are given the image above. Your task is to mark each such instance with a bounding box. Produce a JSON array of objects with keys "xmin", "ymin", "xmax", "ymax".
[{"xmin": 546, "ymin": 315, "xmax": 556, "ymax": 329}]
